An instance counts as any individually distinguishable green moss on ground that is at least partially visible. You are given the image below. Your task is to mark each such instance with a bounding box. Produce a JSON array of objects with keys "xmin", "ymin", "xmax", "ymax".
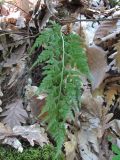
[{"xmin": 0, "ymin": 145, "xmax": 64, "ymax": 160}]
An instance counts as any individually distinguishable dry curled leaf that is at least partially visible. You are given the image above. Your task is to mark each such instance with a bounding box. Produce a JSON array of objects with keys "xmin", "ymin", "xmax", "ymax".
[{"xmin": 1, "ymin": 99, "xmax": 28, "ymax": 128}]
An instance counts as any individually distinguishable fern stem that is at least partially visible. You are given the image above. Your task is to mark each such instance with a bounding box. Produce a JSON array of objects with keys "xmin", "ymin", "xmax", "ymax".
[{"xmin": 58, "ymin": 31, "xmax": 65, "ymax": 101}]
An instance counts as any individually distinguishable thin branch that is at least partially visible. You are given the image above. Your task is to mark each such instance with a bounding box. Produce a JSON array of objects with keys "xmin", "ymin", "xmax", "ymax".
[
  {"xmin": 61, "ymin": 17, "xmax": 120, "ymax": 23},
  {"xmin": 0, "ymin": 30, "xmax": 30, "ymax": 35}
]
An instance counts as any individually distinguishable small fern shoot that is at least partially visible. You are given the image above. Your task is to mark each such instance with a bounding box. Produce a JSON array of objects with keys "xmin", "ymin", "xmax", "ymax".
[{"xmin": 31, "ymin": 22, "xmax": 90, "ymax": 158}]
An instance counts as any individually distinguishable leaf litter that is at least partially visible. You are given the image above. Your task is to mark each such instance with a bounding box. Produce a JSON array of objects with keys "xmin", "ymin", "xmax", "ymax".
[{"xmin": 0, "ymin": 0, "xmax": 120, "ymax": 159}]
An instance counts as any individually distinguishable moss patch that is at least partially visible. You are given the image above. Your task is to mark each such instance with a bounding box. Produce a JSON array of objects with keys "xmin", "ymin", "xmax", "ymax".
[{"xmin": 0, "ymin": 145, "xmax": 64, "ymax": 160}]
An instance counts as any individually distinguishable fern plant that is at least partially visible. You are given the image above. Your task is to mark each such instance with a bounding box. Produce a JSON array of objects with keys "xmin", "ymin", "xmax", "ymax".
[
  {"xmin": 111, "ymin": 144, "xmax": 120, "ymax": 160},
  {"xmin": 31, "ymin": 22, "xmax": 90, "ymax": 158}
]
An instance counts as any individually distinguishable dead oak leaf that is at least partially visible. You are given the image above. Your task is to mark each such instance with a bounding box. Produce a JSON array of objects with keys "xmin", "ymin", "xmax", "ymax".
[
  {"xmin": 0, "ymin": 123, "xmax": 48, "ymax": 150},
  {"xmin": 1, "ymin": 99, "xmax": 28, "ymax": 128},
  {"xmin": 13, "ymin": 124, "xmax": 49, "ymax": 146}
]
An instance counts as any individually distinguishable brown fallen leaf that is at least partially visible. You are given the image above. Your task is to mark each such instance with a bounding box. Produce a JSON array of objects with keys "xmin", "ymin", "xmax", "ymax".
[
  {"xmin": 86, "ymin": 45, "xmax": 108, "ymax": 90},
  {"xmin": 1, "ymin": 99, "xmax": 28, "ymax": 128}
]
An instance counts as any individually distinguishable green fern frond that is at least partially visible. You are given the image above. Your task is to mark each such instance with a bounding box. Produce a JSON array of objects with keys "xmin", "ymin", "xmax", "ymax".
[{"xmin": 31, "ymin": 22, "xmax": 90, "ymax": 158}]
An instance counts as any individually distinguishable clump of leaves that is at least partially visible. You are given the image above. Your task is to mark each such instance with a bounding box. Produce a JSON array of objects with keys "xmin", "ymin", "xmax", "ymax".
[
  {"xmin": 31, "ymin": 22, "xmax": 90, "ymax": 157},
  {"xmin": 0, "ymin": 144, "xmax": 64, "ymax": 160}
]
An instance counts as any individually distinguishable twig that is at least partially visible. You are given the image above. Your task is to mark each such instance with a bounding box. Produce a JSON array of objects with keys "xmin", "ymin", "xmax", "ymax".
[
  {"xmin": 61, "ymin": 17, "xmax": 120, "ymax": 23},
  {"xmin": 0, "ymin": 30, "xmax": 30, "ymax": 35}
]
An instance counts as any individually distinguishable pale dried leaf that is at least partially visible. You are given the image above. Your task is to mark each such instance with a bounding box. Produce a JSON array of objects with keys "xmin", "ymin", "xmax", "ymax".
[
  {"xmin": 81, "ymin": 89, "xmax": 113, "ymax": 139},
  {"xmin": 0, "ymin": 123, "xmax": 13, "ymax": 139},
  {"xmin": 4, "ymin": 44, "xmax": 26, "ymax": 68},
  {"xmin": 3, "ymin": 45, "xmax": 27, "ymax": 87},
  {"xmin": 25, "ymin": 85, "xmax": 38, "ymax": 99},
  {"xmin": 13, "ymin": 124, "xmax": 48, "ymax": 146},
  {"xmin": 77, "ymin": 129, "xmax": 99, "ymax": 160},
  {"xmin": 16, "ymin": 16, "xmax": 26, "ymax": 28},
  {"xmin": 81, "ymin": 88, "xmax": 104, "ymax": 116},
  {"xmin": 1, "ymin": 99, "xmax": 28, "ymax": 128},
  {"xmin": 64, "ymin": 132, "xmax": 77, "ymax": 160},
  {"xmin": 2, "ymin": 137, "xmax": 23, "ymax": 152}
]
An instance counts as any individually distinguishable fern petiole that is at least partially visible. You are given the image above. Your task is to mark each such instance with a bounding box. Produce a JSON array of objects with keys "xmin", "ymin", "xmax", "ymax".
[{"xmin": 58, "ymin": 30, "xmax": 65, "ymax": 101}]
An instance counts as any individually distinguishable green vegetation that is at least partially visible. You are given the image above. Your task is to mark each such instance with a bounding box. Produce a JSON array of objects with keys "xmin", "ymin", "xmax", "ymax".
[
  {"xmin": 0, "ymin": 145, "xmax": 64, "ymax": 160},
  {"xmin": 31, "ymin": 22, "xmax": 90, "ymax": 158},
  {"xmin": 111, "ymin": 144, "xmax": 120, "ymax": 160}
]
